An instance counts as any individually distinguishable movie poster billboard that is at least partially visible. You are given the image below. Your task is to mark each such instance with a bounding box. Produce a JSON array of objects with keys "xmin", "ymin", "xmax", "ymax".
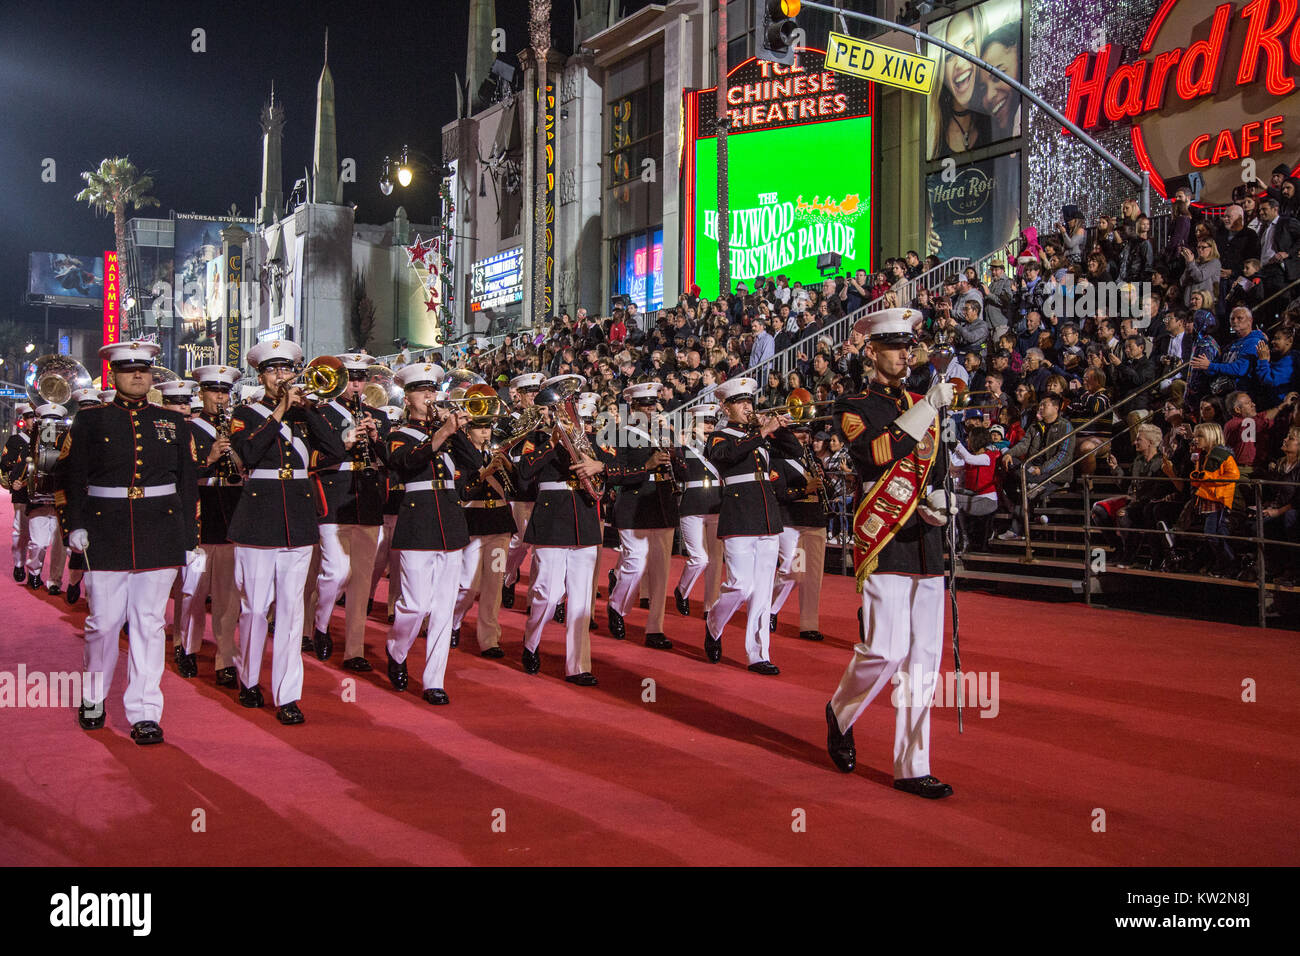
[
  {"xmin": 926, "ymin": 0, "xmax": 1023, "ymax": 161},
  {"xmin": 172, "ymin": 216, "xmax": 224, "ymax": 372},
  {"xmin": 27, "ymin": 253, "xmax": 104, "ymax": 308},
  {"xmin": 926, "ymin": 152, "xmax": 1021, "ymax": 262}
]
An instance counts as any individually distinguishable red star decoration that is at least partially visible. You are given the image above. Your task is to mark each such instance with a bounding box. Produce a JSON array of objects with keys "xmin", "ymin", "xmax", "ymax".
[
  {"xmin": 424, "ymin": 296, "xmax": 439, "ymax": 312},
  {"xmin": 406, "ymin": 235, "xmax": 434, "ymax": 268}
]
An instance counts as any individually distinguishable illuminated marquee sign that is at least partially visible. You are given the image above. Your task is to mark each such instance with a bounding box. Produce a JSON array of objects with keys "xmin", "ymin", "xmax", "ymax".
[
  {"xmin": 470, "ymin": 247, "xmax": 525, "ymax": 312},
  {"xmin": 1062, "ymin": 0, "xmax": 1300, "ymax": 203},
  {"xmin": 101, "ymin": 250, "xmax": 120, "ymax": 384}
]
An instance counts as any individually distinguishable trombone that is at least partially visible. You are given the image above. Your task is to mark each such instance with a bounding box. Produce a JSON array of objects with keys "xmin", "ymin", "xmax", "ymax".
[
  {"xmin": 291, "ymin": 355, "xmax": 347, "ymax": 402},
  {"xmin": 758, "ymin": 387, "xmax": 835, "ymax": 422},
  {"xmin": 442, "ymin": 383, "xmax": 507, "ymax": 419}
]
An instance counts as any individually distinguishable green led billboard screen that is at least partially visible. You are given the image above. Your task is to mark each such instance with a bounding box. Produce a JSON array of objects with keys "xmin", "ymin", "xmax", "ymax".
[{"xmin": 689, "ymin": 114, "xmax": 873, "ymax": 299}]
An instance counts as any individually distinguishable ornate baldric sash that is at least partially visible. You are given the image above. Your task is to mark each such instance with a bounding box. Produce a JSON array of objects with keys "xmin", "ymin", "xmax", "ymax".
[{"xmin": 851, "ymin": 409, "xmax": 939, "ymax": 591}]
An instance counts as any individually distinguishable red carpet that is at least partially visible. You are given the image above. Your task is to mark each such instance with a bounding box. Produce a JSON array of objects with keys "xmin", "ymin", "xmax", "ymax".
[{"xmin": 1, "ymin": 497, "xmax": 1297, "ymax": 866}]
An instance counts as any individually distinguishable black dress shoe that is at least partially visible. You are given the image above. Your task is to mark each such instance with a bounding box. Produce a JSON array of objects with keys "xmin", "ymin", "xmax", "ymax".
[
  {"xmin": 313, "ymin": 628, "xmax": 333, "ymax": 661},
  {"xmin": 301, "ymin": 635, "xmax": 315, "ymax": 653},
  {"xmin": 367, "ymin": 598, "xmax": 374, "ymax": 615},
  {"xmin": 674, "ymin": 586, "xmax": 690, "ymax": 616},
  {"xmin": 386, "ymin": 651, "xmax": 408, "ymax": 691},
  {"xmin": 565, "ymin": 672, "xmax": 599, "ymax": 686},
  {"xmin": 501, "ymin": 580, "xmax": 515, "ymax": 609},
  {"xmin": 645, "ymin": 632, "xmax": 673, "ymax": 650},
  {"xmin": 238, "ymin": 683, "xmax": 264, "ymax": 708},
  {"xmin": 480, "ymin": 646, "xmax": 505, "ymax": 659},
  {"xmin": 130, "ymin": 720, "xmax": 165, "ymax": 745},
  {"xmin": 214, "ymin": 667, "xmax": 237, "ymax": 687},
  {"xmin": 12, "ymin": 566, "xmax": 24, "ymax": 583},
  {"xmin": 342, "ymin": 656, "xmax": 373, "ymax": 672},
  {"xmin": 553, "ymin": 601, "xmax": 566, "ymax": 624},
  {"xmin": 607, "ymin": 607, "xmax": 626, "ymax": 640},
  {"xmin": 769, "ymin": 613, "xmax": 777, "ymax": 633},
  {"xmin": 46, "ymin": 584, "xmax": 61, "ymax": 596},
  {"xmin": 27, "ymin": 572, "xmax": 41, "ymax": 590},
  {"xmin": 747, "ymin": 661, "xmax": 780, "ymax": 675},
  {"xmin": 825, "ymin": 701, "xmax": 855, "ymax": 773},
  {"xmin": 704, "ymin": 625, "xmax": 721, "ymax": 663},
  {"xmin": 65, "ymin": 581, "xmax": 81, "ymax": 604},
  {"xmin": 522, "ymin": 647, "xmax": 541, "ymax": 674},
  {"xmin": 423, "ymin": 688, "xmax": 450, "ymax": 705},
  {"xmin": 173, "ymin": 645, "xmax": 185, "ymax": 666},
  {"xmin": 450, "ymin": 627, "xmax": 460, "ymax": 648},
  {"xmin": 387, "ymin": 612, "xmax": 395, "ymax": 624},
  {"xmin": 608, "ymin": 569, "xmax": 617, "ymax": 594},
  {"xmin": 177, "ymin": 653, "xmax": 198, "ymax": 678},
  {"xmin": 893, "ymin": 775, "xmax": 953, "ymax": 799},
  {"xmin": 77, "ymin": 700, "xmax": 106, "ymax": 730},
  {"xmin": 275, "ymin": 702, "xmax": 305, "ymax": 725},
  {"xmin": 798, "ymin": 630, "xmax": 825, "ymax": 641}
]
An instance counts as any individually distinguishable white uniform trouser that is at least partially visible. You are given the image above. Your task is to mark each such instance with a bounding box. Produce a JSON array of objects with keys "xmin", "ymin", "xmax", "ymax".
[
  {"xmin": 387, "ymin": 548, "xmax": 465, "ymax": 690},
  {"xmin": 771, "ymin": 525, "xmax": 827, "ymax": 631},
  {"xmin": 830, "ymin": 574, "xmax": 944, "ymax": 780},
  {"xmin": 234, "ymin": 545, "xmax": 312, "ymax": 705},
  {"xmin": 504, "ymin": 501, "xmax": 535, "ymax": 586},
  {"xmin": 706, "ymin": 534, "xmax": 779, "ymax": 664},
  {"xmin": 314, "ymin": 523, "xmax": 381, "ymax": 659},
  {"xmin": 524, "ymin": 545, "xmax": 596, "ymax": 676},
  {"xmin": 677, "ymin": 514, "xmax": 722, "ymax": 612},
  {"xmin": 82, "ymin": 568, "xmax": 178, "ymax": 724},
  {"xmin": 453, "ymin": 532, "xmax": 510, "ymax": 649},
  {"xmin": 11, "ymin": 503, "xmax": 28, "ymax": 569},
  {"xmin": 609, "ymin": 527, "xmax": 674, "ymax": 633},
  {"xmin": 369, "ymin": 514, "xmax": 399, "ymax": 612},
  {"xmin": 179, "ymin": 543, "xmax": 239, "ymax": 669},
  {"xmin": 302, "ymin": 545, "xmax": 321, "ymax": 637},
  {"xmin": 25, "ymin": 508, "xmax": 64, "ymax": 584}
]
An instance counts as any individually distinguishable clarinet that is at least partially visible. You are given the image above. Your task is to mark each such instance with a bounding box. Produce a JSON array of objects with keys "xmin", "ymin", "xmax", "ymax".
[
  {"xmin": 215, "ymin": 406, "xmax": 243, "ymax": 484},
  {"xmin": 349, "ymin": 394, "xmax": 376, "ymax": 472}
]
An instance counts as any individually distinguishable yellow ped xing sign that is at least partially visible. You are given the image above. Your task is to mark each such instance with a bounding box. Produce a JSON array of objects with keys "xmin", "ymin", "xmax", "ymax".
[{"xmin": 825, "ymin": 31, "xmax": 937, "ymax": 95}]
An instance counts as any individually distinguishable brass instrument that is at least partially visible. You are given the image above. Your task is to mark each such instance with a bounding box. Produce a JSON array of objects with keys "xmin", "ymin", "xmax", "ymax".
[
  {"xmin": 293, "ymin": 355, "xmax": 347, "ymax": 402},
  {"xmin": 444, "ymin": 383, "xmax": 505, "ymax": 419},
  {"xmin": 20, "ymin": 355, "xmax": 90, "ymax": 500},
  {"xmin": 760, "ymin": 387, "xmax": 835, "ymax": 421},
  {"xmin": 536, "ymin": 379, "xmax": 603, "ymax": 506},
  {"xmin": 25, "ymin": 354, "xmax": 93, "ymax": 408},
  {"xmin": 462, "ymin": 405, "xmax": 544, "ymax": 497},
  {"xmin": 146, "ymin": 365, "xmax": 181, "ymax": 405},
  {"xmin": 362, "ymin": 364, "xmax": 403, "ymax": 408}
]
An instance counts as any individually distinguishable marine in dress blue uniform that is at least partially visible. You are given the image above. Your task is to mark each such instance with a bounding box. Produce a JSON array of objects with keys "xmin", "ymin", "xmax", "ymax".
[{"xmin": 674, "ymin": 404, "xmax": 724, "ymax": 617}]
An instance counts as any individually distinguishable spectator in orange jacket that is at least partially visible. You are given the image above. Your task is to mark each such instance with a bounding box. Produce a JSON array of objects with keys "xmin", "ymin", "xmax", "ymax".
[{"xmin": 1190, "ymin": 421, "xmax": 1240, "ymax": 575}]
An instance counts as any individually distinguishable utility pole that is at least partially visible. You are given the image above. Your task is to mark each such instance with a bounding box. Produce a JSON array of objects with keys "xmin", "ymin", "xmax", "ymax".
[{"xmin": 715, "ymin": 0, "xmax": 731, "ymax": 298}]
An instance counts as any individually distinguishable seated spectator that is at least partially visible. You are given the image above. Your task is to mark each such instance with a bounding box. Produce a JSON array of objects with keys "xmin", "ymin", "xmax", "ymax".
[
  {"xmin": 1188, "ymin": 422, "xmax": 1240, "ymax": 576},
  {"xmin": 956, "ymin": 299, "xmax": 991, "ymax": 358},
  {"xmin": 758, "ymin": 370, "xmax": 785, "ymax": 409},
  {"xmin": 1095, "ymin": 422, "xmax": 1167, "ymax": 567},
  {"xmin": 1260, "ymin": 426, "xmax": 1300, "ymax": 583},
  {"xmin": 1111, "ymin": 334, "xmax": 1158, "ymax": 411},
  {"xmin": 951, "ymin": 427, "xmax": 1001, "ymax": 553},
  {"xmin": 1224, "ymin": 390, "xmax": 1292, "ymax": 476},
  {"xmin": 1190, "ymin": 306, "xmax": 1267, "ymax": 400},
  {"xmin": 998, "ymin": 392, "xmax": 1076, "ymax": 539}
]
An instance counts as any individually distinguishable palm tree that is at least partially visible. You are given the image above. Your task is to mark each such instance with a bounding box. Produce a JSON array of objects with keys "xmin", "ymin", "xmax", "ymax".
[
  {"xmin": 530, "ymin": 0, "xmax": 551, "ymax": 331},
  {"xmin": 74, "ymin": 157, "xmax": 160, "ymax": 269}
]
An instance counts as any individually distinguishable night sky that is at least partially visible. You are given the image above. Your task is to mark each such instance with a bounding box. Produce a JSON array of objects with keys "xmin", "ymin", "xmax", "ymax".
[{"xmin": 0, "ymin": 0, "xmax": 575, "ymax": 348}]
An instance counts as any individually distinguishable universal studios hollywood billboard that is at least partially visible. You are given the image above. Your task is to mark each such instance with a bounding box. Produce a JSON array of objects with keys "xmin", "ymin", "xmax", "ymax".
[{"xmin": 684, "ymin": 47, "xmax": 875, "ymax": 298}]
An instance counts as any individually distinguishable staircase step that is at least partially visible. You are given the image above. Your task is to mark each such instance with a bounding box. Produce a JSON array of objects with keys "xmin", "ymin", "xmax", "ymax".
[{"xmin": 955, "ymin": 568, "xmax": 1094, "ymax": 592}]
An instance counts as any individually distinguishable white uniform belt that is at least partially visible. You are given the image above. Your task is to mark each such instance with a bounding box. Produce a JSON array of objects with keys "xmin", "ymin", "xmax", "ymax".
[
  {"xmin": 684, "ymin": 479, "xmax": 717, "ymax": 489},
  {"xmin": 87, "ymin": 483, "xmax": 176, "ymax": 498},
  {"xmin": 722, "ymin": 473, "xmax": 767, "ymax": 486},
  {"xmin": 404, "ymin": 479, "xmax": 456, "ymax": 492},
  {"xmin": 249, "ymin": 468, "xmax": 308, "ymax": 480},
  {"xmin": 539, "ymin": 481, "xmax": 577, "ymax": 491},
  {"xmin": 464, "ymin": 500, "xmax": 509, "ymax": 509}
]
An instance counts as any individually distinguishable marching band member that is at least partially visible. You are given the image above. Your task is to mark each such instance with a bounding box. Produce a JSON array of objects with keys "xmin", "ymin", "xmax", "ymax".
[
  {"xmin": 97, "ymin": 389, "xmax": 116, "ymax": 404},
  {"xmin": 578, "ymin": 392, "xmax": 604, "ymax": 640},
  {"xmin": 704, "ymin": 377, "xmax": 799, "ymax": 675},
  {"xmin": 449, "ymin": 402, "xmax": 515, "ymax": 658},
  {"xmin": 310, "ymin": 352, "xmax": 388, "ymax": 671},
  {"xmin": 369, "ymin": 405, "xmax": 405, "ymax": 622},
  {"xmin": 604, "ymin": 381, "xmax": 683, "ymax": 649},
  {"xmin": 157, "ymin": 380, "xmax": 197, "ymax": 639},
  {"xmin": 227, "ymin": 340, "xmax": 346, "ymax": 725},
  {"xmin": 61, "ymin": 341, "xmax": 198, "ymax": 745},
  {"xmin": 4, "ymin": 403, "xmax": 34, "ymax": 584},
  {"xmin": 825, "ymin": 308, "xmax": 956, "ymax": 798},
  {"xmin": 770, "ymin": 421, "xmax": 829, "ymax": 641},
  {"xmin": 514, "ymin": 385, "xmax": 604, "ymax": 685},
  {"xmin": 674, "ymin": 403, "xmax": 723, "ymax": 617},
  {"xmin": 383, "ymin": 364, "xmax": 470, "ymax": 704},
  {"xmin": 500, "ymin": 372, "xmax": 545, "ymax": 609},
  {"xmin": 175, "ymin": 365, "xmax": 243, "ymax": 685},
  {"xmin": 60, "ymin": 389, "xmax": 105, "ymax": 604},
  {"xmin": 24, "ymin": 403, "xmax": 70, "ymax": 593},
  {"xmin": 157, "ymin": 380, "xmax": 197, "ymax": 418}
]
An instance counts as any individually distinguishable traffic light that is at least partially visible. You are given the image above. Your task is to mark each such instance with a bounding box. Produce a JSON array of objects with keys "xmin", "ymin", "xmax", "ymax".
[{"xmin": 755, "ymin": 0, "xmax": 801, "ymax": 65}]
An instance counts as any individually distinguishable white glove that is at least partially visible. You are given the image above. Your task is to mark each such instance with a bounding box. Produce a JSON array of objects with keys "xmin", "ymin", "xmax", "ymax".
[
  {"xmin": 186, "ymin": 548, "xmax": 207, "ymax": 572},
  {"xmin": 925, "ymin": 380, "xmax": 956, "ymax": 409},
  {"xmin": 69, "ymin": 529, "xmax": 89, "ymax": 552},
  {"xmin": 895, "ymin": 399, "xmax": 939, "ymax": 441}
]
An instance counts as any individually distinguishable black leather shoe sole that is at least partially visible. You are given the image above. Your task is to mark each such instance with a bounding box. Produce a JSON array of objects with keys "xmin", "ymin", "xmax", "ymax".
[
  {"xmin": 77, "ymin": 702, "xmax": 106, "ymax": 730},
  {"xmin": 674, "ymin": 587, "xmax": 690, "ymax": 616},
  {"xmin": 645, "ymin": 633, "xmax": 673, "ymax": 650},
  {"xmin": 607, "ymin": 609, "xmax": 626, "ymax": 640},
  {"xmin": 522, "ymin": 648, "xmax": 541, "ymax": 674},
  {"xmin": 65, "ymin": 582, "xmax": 81, "ymax": 604},
  {"xmin": 564, "ymin": 672, "xmax": 598, "ymax": 686},
  {"xmin": 893, "ymin": 775, "xmax": 954, "ymax": 799},
  {"xmin": 276, "ymin": 703, "xmax": 305, "ymax": 725},
  {"xmin": 798, "ymin": 630, "xmax": 825, "ymax": 641},
  {"xmin": 131, "ymin": 720, "xmax": 165, "ymax": 745},
  {"xmin": 313, "ymin": 630, "xmax": 333, "ymax": 661},
  {"xmin": 214, "ymin": 667, "xmax": 237, "ymax": 687},
  {"xmin": 342, "ymin": 657, "xmax": 373, "ymax": 672},
  {"xmin": 423, "ymin": 688, "xmax": 450, "ymax": 705},
  {"xmin": 480, "ymin": 646, "xmax": 505, "ymax": 659},
  {"xmin": 826, "ymin": 702, "xmax": 856, "ymax": 773},
  {"xmin": 386, "ymin": 652, "xmax": 408, "ymax": 691},
  {"xmin": 747, "ymin": 661, "xmax": 780, "ymax": 675},
  {"xmin": 238, "ymin": 684, "xmax": 264, "ymax": 708}
]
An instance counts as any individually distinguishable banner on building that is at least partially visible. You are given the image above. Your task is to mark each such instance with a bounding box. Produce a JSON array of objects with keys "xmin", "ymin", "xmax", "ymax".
[
  {"xmin": 225, "ymin": 244, "xmax": 243, "ymax": 367},
  {"xmin": 101, "ymin": 250, "xmax": 120, "ymax": 384},
  {"xmin": 28, "ymin": 253, "xmax": 104, "ymax": 309},
  {"xmin": 926, "ymin": 152, "xmax": 1021, "ymax": 262},
  {"xmin": 172, "ymin": 216, "xmax": 223, "ymax": 372}
]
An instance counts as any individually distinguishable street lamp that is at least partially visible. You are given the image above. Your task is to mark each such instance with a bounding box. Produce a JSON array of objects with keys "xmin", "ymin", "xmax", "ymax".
[
  {"xmin": 24, "ymin": 343, "xmax": 35, "ymax": 354},
  {"xmin": 379, "ymin": 146, "xmax": 443, "ymax": 193}
]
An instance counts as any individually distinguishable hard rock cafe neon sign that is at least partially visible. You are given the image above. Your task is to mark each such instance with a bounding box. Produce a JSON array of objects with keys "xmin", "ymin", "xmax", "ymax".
[{"xmin": 1062, "ymin": 0, "xmax": 1299, "ymax": 203}]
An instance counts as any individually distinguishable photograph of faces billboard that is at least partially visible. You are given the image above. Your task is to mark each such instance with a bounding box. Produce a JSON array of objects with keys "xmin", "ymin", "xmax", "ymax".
[{"xmin": 926, "ymin": 0, "xmax": 1023, "ymax": 161}]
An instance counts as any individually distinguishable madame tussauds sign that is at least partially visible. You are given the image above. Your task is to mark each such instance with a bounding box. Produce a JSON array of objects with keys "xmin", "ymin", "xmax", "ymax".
[{"xmin": 1061, "ymin": 0, "xmax": 1299, "ymax": 204}]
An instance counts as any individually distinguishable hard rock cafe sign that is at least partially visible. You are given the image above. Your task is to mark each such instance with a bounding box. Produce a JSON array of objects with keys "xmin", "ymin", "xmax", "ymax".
[{"xmin": 1062, "ymin": 0, "xmax": 1299, "ymax": 204}]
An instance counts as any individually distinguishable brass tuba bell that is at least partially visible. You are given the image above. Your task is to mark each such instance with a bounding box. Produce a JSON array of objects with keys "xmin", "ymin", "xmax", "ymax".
[{"xmin": 24, "ymin": 354, "xmax": 93, "ymax": 408}]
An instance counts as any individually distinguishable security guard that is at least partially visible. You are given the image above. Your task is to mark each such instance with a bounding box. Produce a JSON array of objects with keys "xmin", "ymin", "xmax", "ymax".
[
  {"xmin": 61, "ymin": 341, "xmax": 198, "ymax": 745},
  {"xmin": 310, "ymin": 352, "xmax": 387, "ymax": 670},
  {"xmin": 227, "ymin": 340, "xmax": 346, "ymax": 725},
  {"xmin": 4, "ymin": 403, "xmax": 34, "ymax": 584},
  {"xmin": 826, "ymin": 307, "xmax": 956, "ymax": 799},
  {"xmin": 770, "ymin": 422, "xmax": 828, "ymax": 641},
  {"xmin": 176, "ymin": 364, "xmax": 243, "ymax": 686},
  {"xmin": 674, "ymin": 403, "xmax": 723, "ymax": 617},
  {"xmin": 704, "ymin": 377, "xmax": 799, "ymax": 675},
  {"xmin": 449, "ymin": 410, "xmax": 516, "ymax": 658},
  {"xmin": 604, "ymin": 381, "xmax": 683, "ymax": 649},
  {"xmin": 383, "ymin": 364, "xmax": 470, "ymax": 704},
  {"xmin": 500, "ymin": 372, "xmax": 545, "ymax": 608}
]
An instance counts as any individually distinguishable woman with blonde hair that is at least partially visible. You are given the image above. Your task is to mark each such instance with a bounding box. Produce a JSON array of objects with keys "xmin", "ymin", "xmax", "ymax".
[
  {"xmin": 1189, "ymin": 421, "xmax": 1239, "ymax": 575},
  {"xmin": 1182, "ymin": 237, "xmax": 1221, "ymax": 307}
]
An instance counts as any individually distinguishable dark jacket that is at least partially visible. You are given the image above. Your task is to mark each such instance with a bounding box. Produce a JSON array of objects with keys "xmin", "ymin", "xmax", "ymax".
[
  {"xmin": 312, "ymin": 397, "xmax": 389, "ymax": 525},
  {"xmin": 386, "ymin": 422, "xmax": 469, "ymax": 551},
  {"xmin": 706, "ymin": 423, "xmax": 801, "ymax": 536},
  {"xmin": 517, "ymin": 432, "xmax": 605, "ymax": 546},
  {"xmin": 448, "ymin": 431, "xmax": 516, "ymax": 537},
  {"xmin": 189, "ymin": 412, "xmax": 243, "ymax": 545}
]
